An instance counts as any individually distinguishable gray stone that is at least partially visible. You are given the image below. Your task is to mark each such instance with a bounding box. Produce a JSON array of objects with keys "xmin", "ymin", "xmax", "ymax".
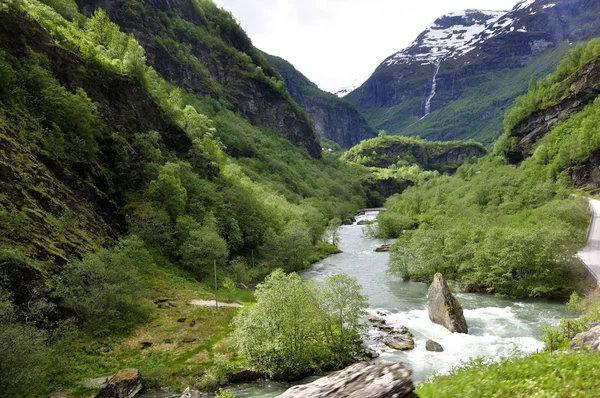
[
  {"xmin": 180, "ymin": 387, "xmax": 202, "ymax": 398},
  {"xmin": 95, "ymin": 369, "xmax": 142, "ymax": 398},
  {"xmin": 570, "ymin": 325, "xmax": 600, "ymax": 351},
  {"xmin": 277, "ymin": 363, "xmax": 416, "ymax": 398},
  {"xmin": 425, "ymin": 339, "xmax": 444, "ymax": 352},
  {"xmin": 427, "ymin": 273, "xmax": 468, "ymax": 333},
  {"xmin": 383, "ymin": 334, "xmax": 415, "ymax": 351}
]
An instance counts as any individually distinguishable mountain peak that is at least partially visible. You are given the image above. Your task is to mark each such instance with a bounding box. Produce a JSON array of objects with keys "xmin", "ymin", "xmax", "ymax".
[{"xmin": 383, "ymin": 9, "xmax": 507, "ymax": 66}]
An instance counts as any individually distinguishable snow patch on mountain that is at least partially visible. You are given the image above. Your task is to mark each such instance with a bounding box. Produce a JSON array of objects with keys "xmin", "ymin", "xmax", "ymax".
[
  {"xmin": 333, "ymin": 79, "xmax": 361, "ymax": 97},
  {"xmin": 383, "ymin": 10, "xmax": 507, "ymax": 66}
]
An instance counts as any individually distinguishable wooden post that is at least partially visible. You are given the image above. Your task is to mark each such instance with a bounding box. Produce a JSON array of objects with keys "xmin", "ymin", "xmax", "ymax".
[{"xmin": 214, "ymin": 260, "xmax": 218, "ymax": 311}]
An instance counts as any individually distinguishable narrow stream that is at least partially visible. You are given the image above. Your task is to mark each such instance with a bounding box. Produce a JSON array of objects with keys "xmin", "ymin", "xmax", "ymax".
[{"xmin": 142, "ymin": 211, "xmax": 571, "ymax": 397}]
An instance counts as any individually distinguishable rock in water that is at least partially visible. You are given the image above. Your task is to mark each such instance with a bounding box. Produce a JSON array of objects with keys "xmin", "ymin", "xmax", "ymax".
[
  {"xmin": 427, "ymin": 273, "xmax": 468, "ymax": 333},
  {"xmin": 179, "ymin": 387, "xmax": 202, "ymax": 398},
  {"xmin": 277, "ymin": 363, "xmax": 416, "ymax": 398},
  {"xmin": 95, "ymin": 369, "xmax": 143, "ymax": 398},
  {"xmin": 425, "ymin": 339, "xmax": 444, "ymax": 352},
  {"xmin": 570, "ymin": 325, "xmax": 600, "ymax": 351}
]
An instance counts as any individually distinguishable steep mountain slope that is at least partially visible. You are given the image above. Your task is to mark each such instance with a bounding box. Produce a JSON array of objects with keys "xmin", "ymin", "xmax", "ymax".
[
  {"xmin": 347, "ymin": 0, "xmax": 600, "ymax": 143},
  {"xmin": 76, "ymin": 0, "xmax": 321, "ymax": 157},
  {"xmin": 263, "ymin": 53, "xmax": 376, "ymax": 147},
  {"xmin": 0, "ymin": 0, "xmax": 369, "ymax": 343}
]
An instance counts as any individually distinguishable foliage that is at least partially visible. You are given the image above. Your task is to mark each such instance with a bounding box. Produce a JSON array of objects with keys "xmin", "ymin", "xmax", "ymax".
[
  {"xmin": 417, "ymin": 352, "xmax": 600, "ymax": 397},
  {"xmin": 233, "ymin": 270, "xmax": 368, "ymax": 379},
  {"xmin": 541, "ymin": 291, "xmax": 600, "ymax": 352},
  {"xmin": 386, "ymin": 156, "xmax": 589, "ymax": 297},
  {"xmin": 53, "ymin": 236, "xmax": 152, "ymax": 334},
  {"xmin": 503, "ymin": 38, "xmax": 600, "ymax": 136},
  {"xmin": 342, "ymin": 135, "xmax": 486, "ymax": 171}
]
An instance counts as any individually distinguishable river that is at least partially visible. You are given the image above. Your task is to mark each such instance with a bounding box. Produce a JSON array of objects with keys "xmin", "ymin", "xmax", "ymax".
[{"xmin": 143, "ymin": 211, "xmax": 572, "ymax": 397}]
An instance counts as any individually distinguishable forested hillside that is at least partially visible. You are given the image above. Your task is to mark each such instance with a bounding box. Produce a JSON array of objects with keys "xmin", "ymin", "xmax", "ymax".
[
  {"xmin": 0, "ymin": 0, "xmax": 372, "ymax": 395},
  {"xmin": 380, "ymin": 38, "xmax": 600, "ymax": 298}
]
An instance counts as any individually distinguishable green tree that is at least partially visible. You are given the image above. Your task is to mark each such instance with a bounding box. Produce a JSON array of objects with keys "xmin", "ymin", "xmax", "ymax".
[
  {"xmin": 52, "ymin": 236, "xmax": 151, "ymax": 333},
  {"xmin": 147, "ymin": 162, "xmax": 188, "ymax": 221},
  {"xmin": 261, "ymin": 221, "xmax": 312, "ymax": 272},
  {"xmin": 326, "ymin": 217, "xmax": 342, "ymax": 245},
  {"xmin": 317, "ymin": 274, "xmax": 368, "ymax": 365},
  {"xmin": 178, "ymin": 214, "xmax": 229, "ymax": 279},
  {"xmin": 233, "ymin": 269, "xmax": 326, "ymax": 379}
]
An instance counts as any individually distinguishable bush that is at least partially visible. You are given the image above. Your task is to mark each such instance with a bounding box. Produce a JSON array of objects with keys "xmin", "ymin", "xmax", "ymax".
[
  {"xmin": 233, "ymin": 270, "xmax": 367, "ymax": 379},
  {"xmin": 53, "ymin": 236, "xmax": 152, "ymax": 334}
]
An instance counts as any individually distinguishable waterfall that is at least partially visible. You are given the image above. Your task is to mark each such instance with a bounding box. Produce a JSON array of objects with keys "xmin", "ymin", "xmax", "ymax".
[{"xmin": 421, "ymin": 59, "xmax": 441, "ymax": 119}]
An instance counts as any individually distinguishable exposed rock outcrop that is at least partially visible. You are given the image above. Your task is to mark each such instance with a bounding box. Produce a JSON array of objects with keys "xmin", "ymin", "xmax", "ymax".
[
  {"xmin": 95, "ymin": 369, "xmax": 143, "ymax": 398},
  {"xmin": 277, "ymin": 363, "xmax": 417, "ymax": 398},
  {"xmin": 569, "ymin": 324, "xmax": 600, "ymax": 351},
  {"xmin": 508, "ymin": 58, "xmax": 600, "ymax": 163},
  {"xmin": 428, "ymin": 273, "xmax": 468, "ymax": 333},
  {"xmin": 263, "ymin": 53, "xmax": 377, "ymax": 148},
  {"xmin": 426, "ymin": 339, "xmax": 444, "ymax": 352},
  {"xmin": 77, "ymin": 0, "xmax": 322, "ymax": 158}
]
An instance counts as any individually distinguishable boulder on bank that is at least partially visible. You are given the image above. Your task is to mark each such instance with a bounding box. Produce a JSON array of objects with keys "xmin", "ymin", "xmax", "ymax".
[
  {"xmin": 427, "ymin": 273, "xmax": 468, "ymax": 333},
  {"xmin": 95, "ymin": 369, "xmax": 143, "ymax": 398},
  {"xmin": 277, "ymin": 363, "xmax": 416, "ymax": 398},
  {"xmin": 570, "ymin": 324, "xmax": 600, "ymax": 351},
  {"xmin": 425, "ymin": 339, "xmax": 444, "ymax": 352}
]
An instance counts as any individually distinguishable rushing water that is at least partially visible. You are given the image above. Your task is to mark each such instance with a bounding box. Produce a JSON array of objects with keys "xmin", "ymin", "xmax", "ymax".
[{"xmin": 142, "ymin": 211, "xmax": 571, "ymax": 398}]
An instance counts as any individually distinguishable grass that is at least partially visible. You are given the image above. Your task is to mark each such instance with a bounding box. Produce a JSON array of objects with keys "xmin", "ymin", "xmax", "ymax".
[
  {"xmin": 62, "ymin": 258, "xmax": 255, "ymax": 396},
  {"xmin": 417, "ymin": 352, "xmax": 600, "ymax": 397}
]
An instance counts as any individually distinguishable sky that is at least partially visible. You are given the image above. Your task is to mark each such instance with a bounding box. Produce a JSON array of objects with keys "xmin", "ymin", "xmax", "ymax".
[{"xmin": 213, "ymin": 0, "xmax": 520, "ymax": 93}]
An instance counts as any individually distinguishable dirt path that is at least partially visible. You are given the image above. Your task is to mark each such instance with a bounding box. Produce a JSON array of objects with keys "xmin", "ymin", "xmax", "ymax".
[{"xmin": 189, "ymin": 300, "xmax": 242, "ymax": 308}]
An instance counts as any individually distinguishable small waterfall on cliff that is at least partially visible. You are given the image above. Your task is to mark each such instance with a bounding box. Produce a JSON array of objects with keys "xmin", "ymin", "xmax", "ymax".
[{"xmin": 421, "ymin": 59, "xmax": 441, "ymax": 119}]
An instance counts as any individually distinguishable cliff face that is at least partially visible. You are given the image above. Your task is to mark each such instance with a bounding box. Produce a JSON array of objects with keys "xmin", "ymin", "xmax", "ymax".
[
  {"xmin": 75, "ymin": 0, "xmax": 322, "ymax": 157},
  {"xmin": 342, "ymin": 136, "xmax": 487, "ymax": 173},
  {"xmin": 507, "ymin": 59, "xmax": 600, "ymax": 162},
  {"xmin": 264, "ymin": 53, "xmax": 376, "ymax": 148},
  {"xmin": 0, "ymin": 10, "xmax": 193, "ymax": 270},
  {"xmin": 346, "ymin": 0, "xmax": 600, "ymax": 143}
]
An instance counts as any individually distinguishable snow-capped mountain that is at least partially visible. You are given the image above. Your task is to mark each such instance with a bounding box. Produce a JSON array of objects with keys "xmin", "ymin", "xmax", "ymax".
[
  {"xmin": 345, "ymin": 0, "xmax": 600, "ymax": 143},
  {"xmin": 384, "ymin": 10, "xmax": 507, "ymax": 66}
]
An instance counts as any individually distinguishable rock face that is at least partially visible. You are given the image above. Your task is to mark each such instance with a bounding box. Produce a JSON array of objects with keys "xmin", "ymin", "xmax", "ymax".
[
  {"xmin": 76, "ymin": 0, "xmax": 322, "ymax": 158},
  {"xmin": 277, "ymin": 363, "xmax": 417, "ymax": 398},
  {"xmin": 263, "ymin": 53, "xmax": 377, "ymax": 148},
  {"xmin": 343, "ymin": 136, "xmax": 487, "ymax": 173},
  {"xmin": 426, "ymin": 339, "xmax": 444, "ymax": 352},
  {"xmin": 507, "ymin": 58, "xmax": 600, "ymax": 163},
  {"xmin": 569, "ymin": 324, "xmax": 600, "ymax": 351},
  {"xmin": 346, "ymin": 0, "xmax": 600, "ymax": 143},
  {"xmin": 95, "ymin": 369, "xmax": 143, "ymax": 398},
  {"xmin": 427, "ymin": 273, "xmax": 468, "ymax": 333}
]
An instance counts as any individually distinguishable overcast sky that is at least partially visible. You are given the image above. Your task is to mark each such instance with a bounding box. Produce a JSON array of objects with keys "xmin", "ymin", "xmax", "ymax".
[{"xmin": 213, "ymin": 0, "xmax": 520, "ymax": 93}]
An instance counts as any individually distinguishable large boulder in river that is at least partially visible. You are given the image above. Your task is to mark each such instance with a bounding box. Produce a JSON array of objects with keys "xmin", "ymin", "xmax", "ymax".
[
  {"xmin": 427, "ymin": 273, "xmax": 468, "ymax": 333},
  {"xmin": 277, "ymin": 363, "xmax": 417, "ymax": 398},
  {"xmin": 95, "ymin": 369, "xmax": 142, "ymax": 398},
  {"xmin": 569, "ymin": 324, "xmax": 600, "ymax": 351}
]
